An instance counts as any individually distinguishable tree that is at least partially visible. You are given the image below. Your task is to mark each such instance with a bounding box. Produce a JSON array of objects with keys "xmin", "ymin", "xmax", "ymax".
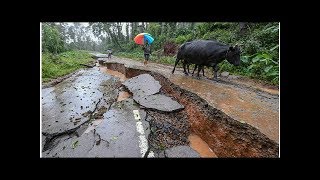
[{"xmin": 42, "ymin": 23, "xmax": 65, "ymax": 54}]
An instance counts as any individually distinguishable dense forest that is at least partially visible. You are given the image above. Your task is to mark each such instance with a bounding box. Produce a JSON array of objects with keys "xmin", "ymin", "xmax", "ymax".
[{"xmin": 42, "ymin": 22, "xmax": 279, "ymax": 85}]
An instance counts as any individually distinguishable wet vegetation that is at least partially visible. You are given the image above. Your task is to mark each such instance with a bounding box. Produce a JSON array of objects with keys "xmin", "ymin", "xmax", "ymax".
[
  {"xmin": 41, "ymin": 22, "xmax": 279, "ymax": 85},
  {"xmin": 42, "ymin": 50, "xmax": 93, "ymax": 82}
]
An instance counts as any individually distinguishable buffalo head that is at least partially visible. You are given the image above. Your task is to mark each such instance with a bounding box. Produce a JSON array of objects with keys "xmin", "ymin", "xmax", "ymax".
[{"xmin": 226, "ymin": 45, "xmax": 241, "ymax": 66}]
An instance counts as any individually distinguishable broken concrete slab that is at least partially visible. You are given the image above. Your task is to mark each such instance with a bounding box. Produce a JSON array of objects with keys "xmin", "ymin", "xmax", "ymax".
[
  {"xmin": 136, "ymin": 94, "xmax": 184, "ymax": 112},
  {"xmin": 123, "ymin": 74, "xmax": 183, "ymax": 112},
  {"xmin": 43, "ymin": 132, "xmax": 96, "ymax": 157},
  {"xmin": 122, "ymin": 74, "xmax": 161, "ymax": 100},
  {"xmin": 42, "ymin": 68, "xmax": 119, "ymax": 136},
  {"xmin": 44, "ymin": 98, "xmax": 152, "ymax": 157},
  {"xmin": 165, "ymin": 146, "xmax": 200, "ymax": 158}
]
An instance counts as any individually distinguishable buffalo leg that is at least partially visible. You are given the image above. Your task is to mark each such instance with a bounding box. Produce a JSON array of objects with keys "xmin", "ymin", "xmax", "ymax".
[
  {"xmin": 192, "ymin": 65, "xmax": 198, "ymax": 76},
  {"xmin": 172, "ymin": 58, "xmax": 180, "ymax": 74},
  {"xmin": 183, "ymin": 62, "xmax": 189, "ymax": 76},
  {"xmin": 212, "ymin": 64, "xmax": 219, "ymax": 81},
  {"xmin": 202, "ymin": 66, "xmax": 205, "ymax": 77},
  {"xmin": 197, "ymin": 65, "xmax": 203, "ymax": 79}
]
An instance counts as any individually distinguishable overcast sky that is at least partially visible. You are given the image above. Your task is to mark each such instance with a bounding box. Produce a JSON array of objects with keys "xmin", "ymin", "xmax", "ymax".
[{"xmin": 64, "ymin": 22, "xmax": 128, "ymax": 43}]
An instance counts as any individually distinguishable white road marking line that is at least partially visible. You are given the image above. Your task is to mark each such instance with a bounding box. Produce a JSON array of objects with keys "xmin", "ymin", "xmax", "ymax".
[{"xmin": 135, "ymin": 116, "xmax": 154, "ymax": 158}]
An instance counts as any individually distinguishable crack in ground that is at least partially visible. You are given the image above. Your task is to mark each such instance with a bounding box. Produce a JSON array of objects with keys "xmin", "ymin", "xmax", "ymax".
[
  {"xmin": 87, "ymin": 129, "xmax": 110, "ymax": 153},
  {"xmin": 43, "ymin": 97, "xmax": 105, "ymax": 152},
  {"xmin": 96, "ymin": 62, "xmax": 279, "ymax": 157}
]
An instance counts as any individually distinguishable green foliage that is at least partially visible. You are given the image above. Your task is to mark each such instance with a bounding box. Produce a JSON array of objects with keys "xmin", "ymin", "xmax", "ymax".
[
  {"xmin": 117, "ymin": 22, "xmax": 279, "ymax": 85},
  {"xmin": 202, "ymin": 29, "xmax": 235, "ymax": 44},
  {"xmin": 42, "ymin": 50, "xmax": 93, "ymax": 82},
  {"xmin": 219, "ymin": 50, "xmax": 279, "ymax": 85},
  {"xmin": 175, "ymin": 34, "xmax": 193, "ymax": 44},
  {"xmin": 43, "ymin": 22, "xmax": 279, "ymax": 86},
  {"xmin": 42, "ymin": 23, "xmax": 65, "ymax": 54}
]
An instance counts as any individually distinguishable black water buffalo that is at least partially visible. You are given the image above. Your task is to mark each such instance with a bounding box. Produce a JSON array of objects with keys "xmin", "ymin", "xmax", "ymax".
[{"xmin": 171, "ymin": 40, "xmax": 241, "ymax": 80}]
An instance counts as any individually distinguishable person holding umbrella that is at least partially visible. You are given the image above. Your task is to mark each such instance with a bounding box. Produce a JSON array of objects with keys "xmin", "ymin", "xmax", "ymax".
[
  {"xmin": 142, "ymin": 41, "xmax": 151, "ymax": 65},
  {"xmin": 134, "ymin": 33, "xmax": 154, "ymax": 66}
]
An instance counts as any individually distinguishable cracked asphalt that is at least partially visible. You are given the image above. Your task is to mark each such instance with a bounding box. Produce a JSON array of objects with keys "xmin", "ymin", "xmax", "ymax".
[{"xmin": 42, "ymin": 67, "xmax": 152, "ymax": 157}]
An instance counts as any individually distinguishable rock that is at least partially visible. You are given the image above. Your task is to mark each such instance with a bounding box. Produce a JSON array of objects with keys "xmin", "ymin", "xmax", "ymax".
[
  {"xmin": 165, "ymin": 146, "xmax": 200, "ymax": 158},
  {"xmin": 221, "ymin": 71, "xmax": 229, "ymax": 77},
  {"xmin": 135, "ymin": 94, "xmax": 184, "ymax": 112}
]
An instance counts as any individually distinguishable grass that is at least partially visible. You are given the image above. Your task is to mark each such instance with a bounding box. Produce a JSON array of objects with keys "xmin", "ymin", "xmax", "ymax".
[
  {"xmin": 42, "ymin": 50, "xmax": 94, "ymax": 83},
  {"xmin": 115, "ymin": 51, "xmax": 177, "ymax": 66}
]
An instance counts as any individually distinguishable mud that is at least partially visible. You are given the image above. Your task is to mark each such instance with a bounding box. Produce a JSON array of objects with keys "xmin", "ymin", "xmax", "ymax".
[
  {"xmin": 100, "ymin": 67, "xmax": 127, "ymax": 82},
  {"xmin": 117, "ymin": 91, "xmax": 131, "ymax": 102},
  {"xmin": 188, "ymin": 134, "xmax": 217, "ymax": 157},
  {"xmin": 103, "ymin": 62, "xmax": 279, "ymax": 157}
]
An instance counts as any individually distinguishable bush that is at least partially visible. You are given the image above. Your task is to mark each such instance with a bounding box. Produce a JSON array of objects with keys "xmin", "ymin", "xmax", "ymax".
[{"xmin": 42, "ymin": 23, "xmax": 65, "ymax": 54}]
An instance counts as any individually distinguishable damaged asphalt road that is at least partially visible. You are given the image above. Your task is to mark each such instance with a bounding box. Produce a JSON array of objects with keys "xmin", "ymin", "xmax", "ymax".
[
  {"xmin": 42, "ymin": 67, "xmax": 120, "ymax": 156},
  {"xmin": 42, "ymin": 68, "xmax": 119, "ymax": 136},
  {"xmin": 42, "ymin": 67, "xmax": 196, "ymax": 157},
  {"xmin": 42, "ymin": 68, "xmax": 165, "ymax": 157},
  {"xmin": 43, "ymin": 99, "xmax": 151, "ymax": 157},
  {"xmin": 42, "ymin": 59, "xmax": 278, "ymax": 157}
]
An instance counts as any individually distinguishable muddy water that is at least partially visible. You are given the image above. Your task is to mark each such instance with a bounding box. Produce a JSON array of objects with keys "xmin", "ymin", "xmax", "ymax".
[
  {"xmin": 169, "ymin": 75, "xmax": 279, "ymax": 143},
  {"xmin": 188, "ymin": 134, "xmax": 217, "ymax": 157},
  {"xmin": 100, "ymin": 67, "xmax": 127, "ymax": 82},
  {"xmin": 117, "ymin": 91, "xmax": 131, "ymax": 101}
]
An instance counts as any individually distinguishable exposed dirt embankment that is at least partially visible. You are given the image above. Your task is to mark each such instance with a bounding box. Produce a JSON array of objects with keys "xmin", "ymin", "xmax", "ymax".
[{"xmin": 104, "ymin": 62, "xmax": 279, "ymax": 157}]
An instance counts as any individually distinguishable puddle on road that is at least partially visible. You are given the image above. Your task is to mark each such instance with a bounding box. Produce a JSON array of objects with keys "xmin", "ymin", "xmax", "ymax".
[
  {"xmin": 188, "ymin": 134, "xmax": 217, "ymax": 157},
  {"xmin": 117, "ymin": 91, "xmax": 131, "ymax": 102},
  {"xmin": 100, "ymin": 67, "xmax": 127, "ymax": 82}
]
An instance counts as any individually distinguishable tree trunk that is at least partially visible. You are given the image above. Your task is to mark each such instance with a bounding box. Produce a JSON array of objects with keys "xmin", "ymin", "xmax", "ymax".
[
  {"xmin": 116, "ymin": 22, "xmax": 123, "ymax": 42},
  {"xmin": 126, "ymin": 23, "xmax": 129, "ymax": 42},
  {"xmin": 130, "ymin": 22, "xmax": 134, "ymax": 39},
  {"xmin": 133, "ymin": 22, "xmax": 138, "ymax": 36},
  {"xmin": 141, "ymin": 22, "xmax": 145, "ymax": 32}
]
